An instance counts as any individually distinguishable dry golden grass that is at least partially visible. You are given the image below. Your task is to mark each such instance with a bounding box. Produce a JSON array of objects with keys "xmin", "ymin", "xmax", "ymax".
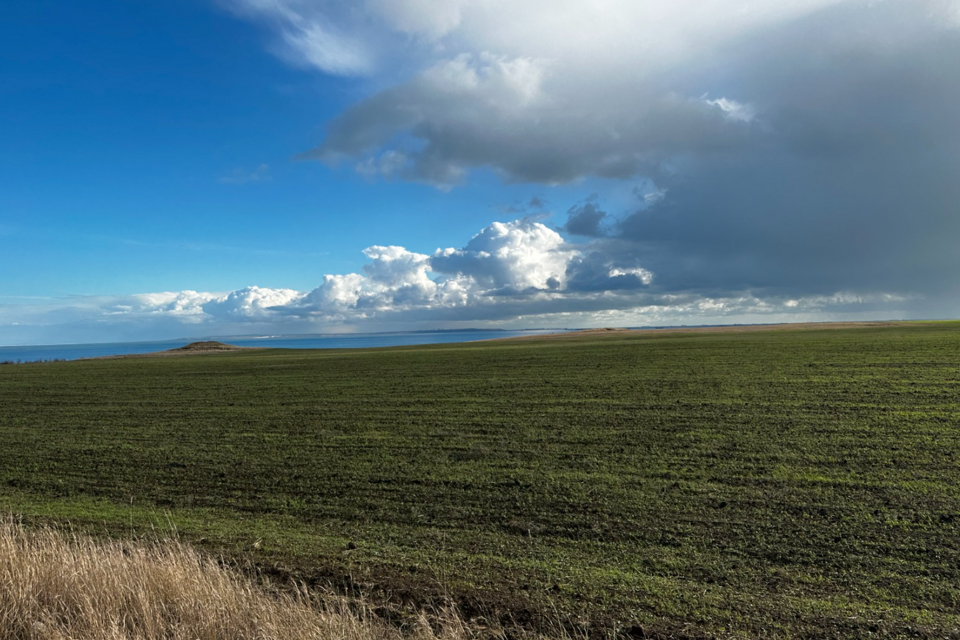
[{"xmin": 0, "ymin": 519, "xmax": 548, "ymax": 640}]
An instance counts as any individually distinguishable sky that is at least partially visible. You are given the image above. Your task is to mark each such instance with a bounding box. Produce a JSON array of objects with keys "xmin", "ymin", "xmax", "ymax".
[{"xmin": 2, "ymin": 0, "xmax": 959, "ymax": 345}]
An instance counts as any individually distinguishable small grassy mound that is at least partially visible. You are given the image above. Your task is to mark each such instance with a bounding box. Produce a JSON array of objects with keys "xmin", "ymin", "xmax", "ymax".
[{"xmin": 169, "ymin": 341, "xmax": 240, "ymax": 352}]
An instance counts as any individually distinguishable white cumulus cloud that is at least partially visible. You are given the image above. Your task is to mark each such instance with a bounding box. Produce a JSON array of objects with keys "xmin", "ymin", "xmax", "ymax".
[
  {"xmin": 432, "ymin": 219, "xmax": 573, "ymax": 292},
  {"xmin": 202, "ymin": 286, "xmax": 304, "ymax": 320}
]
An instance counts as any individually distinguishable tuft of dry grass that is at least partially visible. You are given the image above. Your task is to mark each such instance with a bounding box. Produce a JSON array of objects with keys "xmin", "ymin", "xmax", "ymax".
[{"xmin": 0, "ymin": 519, "xmax": 542, "ymax": 640}]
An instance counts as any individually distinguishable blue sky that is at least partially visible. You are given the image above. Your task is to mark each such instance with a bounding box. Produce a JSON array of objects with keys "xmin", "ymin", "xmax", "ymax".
[{"xmin": 2, "ymin": 0, "xmax": 959, "ymax": 345}]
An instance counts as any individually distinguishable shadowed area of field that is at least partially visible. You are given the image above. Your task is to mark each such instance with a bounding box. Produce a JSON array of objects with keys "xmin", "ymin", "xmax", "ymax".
[{"xmin": 2, "ymin": 321, "xmax": 960, "ymax": 638}]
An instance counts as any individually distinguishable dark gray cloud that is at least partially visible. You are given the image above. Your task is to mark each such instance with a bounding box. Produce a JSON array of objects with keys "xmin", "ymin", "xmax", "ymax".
[
  {"xmin": 301, "ymin": 51, "xmax": 755, "ymax": 188},
  {"xmin": 600, "ymin": 1, "xmax": 960, "ymax": 300},
  {"xmin": 563, "ymin": 203, "xmax": 608, "ymax": 237},
  {"xmin": 564, "ymin": 248, "xmax": 654, "ymax": 293}
]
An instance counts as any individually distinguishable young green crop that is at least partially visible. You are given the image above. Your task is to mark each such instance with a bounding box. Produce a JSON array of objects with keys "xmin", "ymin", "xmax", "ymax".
[{"xmin": 2, "ymin": 322, "xmax": 960, "ymax": 638}]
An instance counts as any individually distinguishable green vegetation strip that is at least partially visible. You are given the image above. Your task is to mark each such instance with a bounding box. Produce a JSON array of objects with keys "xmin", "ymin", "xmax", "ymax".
[{"xmin": 3, "ymin": 323, "xmax": 960, "ymax": 638}]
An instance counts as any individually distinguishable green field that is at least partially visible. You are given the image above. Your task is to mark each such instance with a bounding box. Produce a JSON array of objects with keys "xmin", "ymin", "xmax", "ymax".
[{"xmin": 3, "ymin": 323, "xmax": 960, "ymax": 638}]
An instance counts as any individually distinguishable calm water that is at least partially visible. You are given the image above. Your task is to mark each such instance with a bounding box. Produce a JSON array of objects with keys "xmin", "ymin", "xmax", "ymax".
[{"xmin": 0, "ymin": 330, "xmax": 571, "ymax": 363}]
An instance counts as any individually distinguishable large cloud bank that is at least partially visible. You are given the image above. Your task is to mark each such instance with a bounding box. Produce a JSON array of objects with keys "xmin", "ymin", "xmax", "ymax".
[{"xmin": 217, "ymin": 0, "xmax": 960, "ymax": 316}]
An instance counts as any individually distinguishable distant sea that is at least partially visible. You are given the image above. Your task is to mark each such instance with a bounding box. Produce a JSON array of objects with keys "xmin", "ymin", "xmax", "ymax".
[{"xmin": 0, "ymin": 329, "xmax": 573, "ymax": 363}]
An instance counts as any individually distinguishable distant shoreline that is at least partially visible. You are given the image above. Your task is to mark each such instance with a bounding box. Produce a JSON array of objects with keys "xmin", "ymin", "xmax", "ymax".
[
  {"xmin": 482, "ymin": 320, "xmax": 920, "ymax": 342},
  {"xmin": 0, "ymin": 329, "xmax": 571, "ymax": 363}
]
